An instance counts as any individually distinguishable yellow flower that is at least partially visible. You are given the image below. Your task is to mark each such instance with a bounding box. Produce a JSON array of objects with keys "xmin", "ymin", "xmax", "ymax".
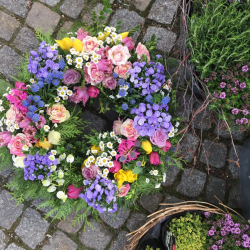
[
  {"xmin": 125, "ymin": 170, "xmax": 138, "ymax": 183},
  {"xmin": 35, "ymin": 138, "xmax": 52, "ymax": 149},
  {"xmin": 81, "ymin": 159, "xmax": 88, "ymax": 170},
  {"xmin": 119, "ymin": 32, "xmax": 129, "ymax": 39},
  {"xmin": 73, "ymin": 39, "xmax": 83, "ymax": 52},
  {"xmin": 91, "ymin": 145, "xmax": 102, "ymax": 155},
  {"xmin": 114, "ymin": 169, "xmax": 127, "ymax": 188},
  {"xmin": 98, "ymin": 32, "xmax": 110, "ymax": 41},
  {"xmin": 141, "ymin": 140, "xmax": 152, "ymax": 154},
  {"xmin": 55, "ymin": 37, "xmax": 74, "ymax": 51}
]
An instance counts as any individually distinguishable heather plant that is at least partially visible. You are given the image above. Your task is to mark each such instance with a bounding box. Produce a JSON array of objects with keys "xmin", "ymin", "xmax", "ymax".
[
  {"xmin": 206, "ymin": 61, "xmax": 250, "ymax": 129},
  {"xmin": 188, "ymin": 0, "xmax": 250, "ymax": 79},
  {"xmin": 204, "ymin": 212, "xmax": 250, "ymax": 249},
  {"xmin": 169, "ymin": 212, "xmax": 207, "ymax": 249}
]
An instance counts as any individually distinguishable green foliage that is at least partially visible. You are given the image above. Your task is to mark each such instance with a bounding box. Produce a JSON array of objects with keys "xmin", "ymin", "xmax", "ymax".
[
  {"xmin": 0, "ymin": 146, "xmax": 13, "ymax": 171},
  {"xmin": 145, "ymin": 246, "xmax": 160, "ymax": 250},
  {"xmin": 188, "ymin": 0, "xmax": 250, "ymax": 78},
  {"xmin": 169, "ymin": 213, "xmax": 207, "ymax": 250},
  {"xmin": 35, "ymin": 28, "xmax": 54, "ymax": 45}
]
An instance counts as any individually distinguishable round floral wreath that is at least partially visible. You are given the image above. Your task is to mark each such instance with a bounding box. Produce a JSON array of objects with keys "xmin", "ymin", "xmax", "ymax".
[{"xmin": 0, "ymin": 15, "xmax": 183, "ymax": 221}]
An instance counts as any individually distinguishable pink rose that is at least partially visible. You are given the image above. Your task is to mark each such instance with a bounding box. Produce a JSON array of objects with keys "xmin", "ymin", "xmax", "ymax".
[
  {"xmin": 82, "ymin": 164, "xmax": 100, "ymax": 180},
  {"xmin": 117, "ymin": 184, "xmax": 130, "ymax": 197},
  {"xmin": 47, "ymin": 104, "xmax": 70, "ymax": 123},
  {"xmin": 150, "ymin": 129, "xmax": 168, "ymax": 148},
  {"xmin": 69, "ymin": 86, "xmax": 89, "ymax": 106},
  {"xmin": 83, "ymin": 66, "xmax": 91, "ymax": 84},
  {"xmin": 121, "ymin": 119, "xmax": 139, "ymax": 141},
  {"xmin": 67, "ymin": 184, "xmax": 82, "ymax": 199},
  {"xmin": 35, "ymin": 115, "xmax": 46, "ymax": 129},
  {"xmin": 77, "ymin": 28, "xmax": 88, "ymax": 41},
  {"xmin": 63, "ymin": 69, "xmax": 81, "ymax": 86},
  {"xmin": 108, "ymin": 44, "xmax": 131, "ymax": 66},
  {"xmin": 87, "ymin": 62, "xmax": 105, "ymax": 85},
  {"xmin": 109, "ymin": 161, "xmax": 121, "ymax": 173},
  {"xmin": 162, "ymin": 141, "xmax": 172, "ymax": 152},
  {"xmin": 114, "ymin": 62, "xmax": 132, "ymax": 79},
  {"xmin": 87, "ymin": 86, "xmax": 100, "ymax": 98},
  {"xmin": 102, "ymin": 76, "xmax": 117, "ymax": 90},
  {"xmin": 98, "ymin": 59, "xmax": 113, "ymax": 74},
  {"xmin": 122, "ymin": 37, "xmax": 135, "ymax": 50},
  {"xmin": 0, "ymin": 131, "xmax": 12, "ymax": 147},
  {"xmin": 149, "ymin": 152, "xmax": 161, "ymax": 165},
  {"xmin": 136, "ymin": 42, "xmax": 150, "ymax": 63},
  {"xmin": 8, "ymin": 133, "xmax": 31, "ymax": 156},
  {"xmin": 113, "ymin": 119, "xmax": 123, "ymax": 135},
  {"xmin": 82, "ymin": 36, "xmax": 98, "ymax": 54},
  {"xmin": 23, "ymin": 125, "xmax": 37, "ymax": 143}
]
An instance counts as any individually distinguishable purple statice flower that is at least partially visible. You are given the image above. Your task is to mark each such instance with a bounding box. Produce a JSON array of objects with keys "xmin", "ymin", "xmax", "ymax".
[
  {"xmin": 232, "ymin": 108, "xmax": 239, "ymax": 114},
  {"xmin": 240, "ymin": 82, "xmax": 247, "ymax": 89},
  {"xmin": 219, "ymin": 92, "xmax": 226, "ymax": 99},
  {"xmin": 220, "ymin": 82, "xmax": 226, "ymax": 88},
  {"xmin": 242, "ymin": 65, "xmax": 249, "ymax": 72}
]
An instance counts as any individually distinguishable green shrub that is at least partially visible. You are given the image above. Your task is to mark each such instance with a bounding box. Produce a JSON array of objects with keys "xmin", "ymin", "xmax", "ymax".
[
  {"xmin": 169, "ymin": 213, "xmax": 207, "ymax": 250},
  {"xmin": 188, "ymin": 0, "xmax": 250, "ymax": 79}
]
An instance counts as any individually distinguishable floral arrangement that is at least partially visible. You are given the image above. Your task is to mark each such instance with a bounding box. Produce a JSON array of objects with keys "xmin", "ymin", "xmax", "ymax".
[{"xmin": 0, "ymin": 1, "xmax": 183, "ymax": 223}]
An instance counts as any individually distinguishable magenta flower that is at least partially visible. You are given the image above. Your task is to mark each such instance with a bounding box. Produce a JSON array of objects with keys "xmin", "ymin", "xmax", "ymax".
[
  {"xmin": 211, "ymin": 244, "xmax": 218, "ymax": 250},
  {"xmin": 240, "ymin": 82, "xmax": 246, "ymax": 89},
  {"xmin": 242, "ymin": 65, "xmax": 249, "ymax": 72},
  {"xmin": 236, "ymin": 119, "xmax": 242, "ymax": 125},
  {"xmin": 220, "ymin": 82, "xmax": 226, "ymax": 88},
  {"xmin": 116, "ymin": 140, "xmax": 140, "ymax": 163},
  {"xmin": 243, "ymin": 109, "xmax": 249, "ymax": 115},
  {"xmin": 241, "ymin": 118, "xmax": 248, "ymax": 124},
  {"xmin": 219, "ymin": 92, "xmax": 226, "ymax": 99}
]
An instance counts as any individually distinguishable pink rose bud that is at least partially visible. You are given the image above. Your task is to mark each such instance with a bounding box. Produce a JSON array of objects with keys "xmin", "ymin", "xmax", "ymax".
[
  {"xmin": 109, "ymin": 160, "xmax": 121, "ymax": 173},
  {"xmin": 76, "ymin": 28, "xmax": 88, "ymax": 41},
  {"xmin": 0, "ymin": 131, "xmax": 12, "ymax": 147},
  {"xmin": 67, "ymin": 184, "xmax": 82, "ymax": 199},
  {"xmin": 117, "ymin": 184, "xmax": 130, "ymax": 197},
  {"xmin": 87, "ymin": 86, "xmax": 100, "ymax": 98},
  {"xmin": 113, "ymin": 119, "xmax": 123, "ymax": 135},
  {"xmin": 149, "ymin": 152, "xmax": 161, "ymax": 165},
  {"xmin": 122, "ymin": 37, "xmax": 135, "ymax": 50},
  {"xmin": 161, "ymin": 140, "xmax": 172, "ymax": 152}
]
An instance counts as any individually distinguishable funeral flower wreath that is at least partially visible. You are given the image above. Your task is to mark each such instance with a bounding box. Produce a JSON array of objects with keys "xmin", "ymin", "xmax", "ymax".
[{"xmin": 0, "ymin": 2, "xmax": 183, "ymax": 225}]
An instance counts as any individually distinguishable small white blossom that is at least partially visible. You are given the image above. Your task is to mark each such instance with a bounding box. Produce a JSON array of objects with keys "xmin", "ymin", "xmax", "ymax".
[
  {"xmin": 22, "ymin": 145, "xmax": 29, "ymax": 151},
  {"xmin": 57, "ymin": 179, "xmax": 65, "ymax": 186},
  {"xmin": 58, "ymin": 170, "xmax": 64, "ymax": 179},
  {"xmin": 49, "ymin": 155, "xmax": 55, "ymax": 161},
  {"xmin": 155, "ymin": 183, "xmax": 161, "ymax": 189},
  {"xmin": 47, "ymin": 185, "xmax": 56, "ymax": 192},
  {"xmin": 59, "ymin": 153, "xmax": 66, "ymax": 160},
  {"xmin": 146, "ymin": 178, "xmax": 150, "ymax": 183},
  {"xmin": 50, "ymin": 165, "xmax": 57, "ymax": 172},
  {"xmin": 66, "ymin": 154, "xmax": 74, "ymax": 163},
  {"xmin": 42, "ymin": 179, "xmax": 51, "ymax": 187},
  {"xmin": 56, "ymin": 191, "xmax": 67, "ymax": 202}
]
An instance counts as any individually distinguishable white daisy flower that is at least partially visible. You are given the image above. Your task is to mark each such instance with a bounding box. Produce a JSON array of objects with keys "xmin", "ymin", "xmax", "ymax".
[
  {"xmin": 149, "ymin": 170, "xmax": 154, "ymax": 175},
  {"xmin": 146, "ymin": 178, "xmax": 150, "ymax": 183},
  {"xmin": 174, "ymin": 128, "xmax": 178, "ymax": 133},
  {"xmin": 98, "ymin": 32, "xmax": 104, "ymax": 37},
  {"xmin": 63, "ymin": 95, "xmax": 68, "ymax": 100},
  {"xmin": 86, "ymin": 62, "xmax": 91, "ymax": 67},
  {"xmin": 88, "ymin": 155, "xmax": 95, "ymax": 162},
  {"xmin": 104, "ymin": 27, "xmax": 111, "ymax": 32},
  {"xmin": 106, "ymin": 37, "xmax": 112, "ymax": 44},
  {"xmin": 102, "ymin": 132, "xmax": 107, "ymax": 138},
  {"xmin": 76, "ymin": 63, "xmax": 82, "ymax": 69},
  {"xmin": 101, "ymin": 152, "xmax": 107, "ymax": 157},
  {"xmin": 51, "ymin": 150, "xmax": 57, "ymax": 155},
  {"xmin": 107, "ymin": 142, "xmax": 113, "ymax": 149},
  {"xmin": 109, "ymin": 95, "xmax": 115, "ymax": 99},
  {"xmin": 107, "ymin": 161, "xmax": 114, "ymax": 168},
  {"xmin": 30, "ymin": 78, "xmax": 35, "ymax": 83},
  {"xmin": 99, "ymin": 141, "xmax": 104, "ymax": 148},
  {"xmin": 9, "ymin": 90, "xmax": 14, "ymax": 95},
  {"xmin": 66, "ymin": 54, "xmax": 71, "ymax": 60},
  {"xmin": 102, "ymin": 173, "xmax": 108, "ymax": 178},
  {"xmin": 86, "ymin": 149, "xmax": 90, "ymax": 156},
  {"xmin": 117, "ymin": 138, "xmax": 122, "ymax": 143},
  {"xmin": 91, "ymin": 149, "xmax": 98, "ymax": 154},
  {"xmin": 0, "ymin": 100, "xmax": 2, "ymax": 105},
  {"xmin": 76, "ymin": 57, "xmax": 83, "ymax": 63},
  {"xmin": 50, "ymin": 45, "xmax": 55, "ymax": 51},
  {"xmin": 44, "ymin": 125, "xmax": 50, "ymax": 132},
  {"xmin": 103, "ymin": 168, "xmax": 109, "ymax": 174},
  {"xmin": 153, "ymin": 170, "xmax": 158, "ymax": 176},
  {"xmin": 168, "ymin": 132, "xmax": 175, "ymax": 138},
  {"xmin": 116, "ymin": 94, "xmax": 122, "ymax": 98},
  {"xmin": 70, "ymin": 48, "xmax": 76, "ymax": 54},
  {"xmin": 54, "ymin": 123, "xmax": 58, "ymax": 128},
  {"xmin": 50, "ymin": 165, "xmax": 57, "ymax": 172},
  {"xmin": 117, "ymin": 34, "xmax": 122, "ymax": 41},
  {"xmin": 163, "ymin": 173, "xmax": 166, "ymax": 182},
  {"xmin": 58, "ymin": 90, "xmax": 66, "ymax": 97},
  {"xmin": 52, "ymin": 110, "xmax": 57, "ymax": 115},
  {"xmin": 71, "ymin": 37, "xmax": 76, "ymax": 42},
  {"xmin": 83, "ymin": 54, "xmax": 89, "ymax": 60},
  {"xmin": 85, "ymin": 161, "xmax": 90, "ymax": 168},
  {"xmin": 93, "ymin": 59, "xmax": 99, "ymax": 64},
  {"xmin": 155, "ymin": 183, "xmax": 161, "ymax": 189},
  {"xmin": 110, "ymin": 132, "xmax": 115, "ymax": 137},
  {"xmin": 98, "ymin": 40, "xmax": 103, "ymax": 46},
  {"xmin": 49, "ymin": 155, "xmax": 55, "ymax": 161},
  {"xmin": 67, "ymin": 59, "xmax": 73, "ymax": 65},
  {"xmin": 110, "ymin": 150, "xmax": 117, "ymax": 156},
  {"xmin": 67, "ymin": 90, "xmax": 73, "ymax": 96},
  {"xmin": 175, "ymin": 122, "xmax": 180, "ymax": 127},
  {"xmin": 14, "ymin": 124, "xmax": 19, "ymax": 129},
  {"xmin": 107, "ymin": 156, "xmax": 112, "ymax": 160},
  {"xmin": 101, "ymin": 157, "xmax": 108, "ymax": 165},
  {"xmin": 111, "ymin": 27, "xmax": 116, "ymax": 32}
]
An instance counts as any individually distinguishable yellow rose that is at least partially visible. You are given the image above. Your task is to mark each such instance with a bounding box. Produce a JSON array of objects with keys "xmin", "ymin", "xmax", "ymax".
[
  {"xmin": 141, "ymin": 140, "xmax": 152, "ymax": 154},
  {"xmin": 48, "ymin": 131, "xmax": 61, "ymax": 145},
  {"xmin": 119, "ymin": 32, "xmax": 129, "ymax": 39},
  {"xmin": 55, "ymin": 37, "xmax": 73, "ymax": 51},
  {"xmin": 125, "ymin": 170, "xmax": 138, "ymax": 183},
  {"xmin": 114, "ymin": 169, "xmax": 127, "ymax": 188},
  {"xmin": 73, "ymin": 39, "xmax": 83, "ymax": 52},
  {"xmin": 35, "ymin": 138, "xmax": 52, "ymax": 149}
]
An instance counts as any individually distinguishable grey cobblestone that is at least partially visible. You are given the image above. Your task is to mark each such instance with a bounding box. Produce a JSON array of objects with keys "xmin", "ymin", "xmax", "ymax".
[
  {"xmin": 0, "ymin": 11, "xmax": 20, "ymax": 41},
  {"xmin": 13, "ymin": 27, "xmax": 39, "ymax": 53},
  {"xmin": 39, "ymin": 0, "xmax": 60, "ymax": 7},
  {"xmin": 160, "ymin": 194, "xmax": 184, "ymax": 208},
  {"xmin": 5, "ymin": 243, "xmax": 25, "ymax": 250},
  {"xmin": 228, "ymin": 145, "xmax": 242, "ymax": 179},
  {"xmin": 0, "ymin": 229, "xmax": 6, "ymax": 250},
  {"xmin": 149, "ymin": 0, "xmax": 180, "ymax": 25},
  {"xmin": 205, "ymin": 176, "xmax": 226, "ymax": 205},
  {"xmin": 0, "ymin": 0, "xmax": 29, "ymax": 18},
  {"xmin": 0, "ymin": 166, "xmax": 13, "ymax": 178},
  {"xmin": 0, "ymin": 46, "xmax": 22, "ymax": 80},
  {"xmin": 126, "ymin": 213, "xmax": 148, "ymax": 232},
  {"xmin": 26, "ymin": 2, "xmax": 61, "ymax": 34},
  {"xmin": 15, "ymin": 208, "xmax": 50, "ymax": 249},
  {"xmin": 162, "ymin": 164, "xmax": 181, "ymax": 187},
  {"xmin": 176, "ymin": 168, "xmax": 207, "ymax": 197},
  {"xmin": 99, "ymin": 207, "xmax": 130, "ymax": 229},
  {"xmin": 193, "ymin": 102, "xmax": 212, "ymax": 130},
  {"xmin": 79, "ymin": 218, "xmax": 113, "ymax": 250},
  {"xmin": 228, "ymin": 184, "xmax": 241, "ymax": 208},
  {"xmin": 0, "ymin": 190, "xmax": 23, "ymax": 230},
  {"xmin": 179, "ymin": 132, "xmax": 199, "ymax": 162},
  {"xmin": 128, "ymin": 0, "xmax": 151, "ymax": 11},
  {"xmin": 110, "ymin": 9, "xmax": 144, "ymax": 42},
  {"xmin": 144, "ymin": 26, "xmax": 177, "ymax": 53},
  {"xmin": 175, "ymin": 92, "xmax": 194, "ymax": 121},
  {"xmin": 139, "ymin": 193, "xmax": 163, "ymax": 213},
  {"xmin": 109, "ymin": 231, "xmax": 129, "ymax": 250},
  {"xmin": 200, "ymin": 140, "xmax": 227, "ymax": 169},
  {"xmin": 60, "ymin": 0, "xmax": 85, "ymax": 19},
  {"xmin": 42, "ymin": 230, "xmax": 78, "ymax": 250}
]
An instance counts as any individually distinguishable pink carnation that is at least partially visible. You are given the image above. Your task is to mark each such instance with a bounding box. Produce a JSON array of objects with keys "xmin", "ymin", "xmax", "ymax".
[
  {"xmin": 98, "ymin": 59, "xmax": 113, "ymax": 74},
  {"xmin": 102, "ymin": 76, "xmax": 117, "ymax": 90},
  {"xmin": 82, "ymin": 164, "xmax": 100, "ymax": 180},
  {"xmin": 76, "ymin": 28, "xmax": 88, "ymax": 41},
  {"xmin": 8, "ymin": 133, "xmax": 31, "ymax": 156},
  {"xmin": 109, "ymin": 161, "xmax": 121, "ymax": 173}
]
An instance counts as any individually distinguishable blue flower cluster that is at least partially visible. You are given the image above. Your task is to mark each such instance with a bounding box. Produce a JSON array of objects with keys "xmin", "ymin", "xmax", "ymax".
[
  {"xmin": 23, "ymin": 152, "xmax": 58, "ymax": 181},
  {"xmin": 128, "ymin": 61, "xmax": 166, "ymax": 96},
  {"xmin": 79, "ymin": 175, "xmax": 118, "ymax": 213},
  {"xmin": 131, "ymin": 102, "xmax": 173, "ymax": 136},
  {"xmin": 112, "ymin": 73, "xmax": 131, "ymax": 98}
]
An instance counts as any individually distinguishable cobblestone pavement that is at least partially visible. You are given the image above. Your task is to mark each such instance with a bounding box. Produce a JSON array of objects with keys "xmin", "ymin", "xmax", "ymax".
[{"xmin": 0, "ymin": 0, "xmax": 244, "ymax": 249}]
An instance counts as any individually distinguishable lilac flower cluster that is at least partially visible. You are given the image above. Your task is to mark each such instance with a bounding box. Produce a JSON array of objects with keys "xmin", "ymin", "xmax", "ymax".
[
  {"xmin": 79, "ymin": 175, "xmax": 118, "ymax": 213},
  {"xmin": 23, "ymin": 152, "xmax": 58, "ymax": 181},
  {"xmin": 131, "ymin": 102, "xmax": 173, "ymax": 136},
  {"xmin": 128, "ymin": 61, "xmax": 166, "ymax": 96},
  {"xmin": 205, "ymin": 213, "xmax": 250, "ymax": 249}
]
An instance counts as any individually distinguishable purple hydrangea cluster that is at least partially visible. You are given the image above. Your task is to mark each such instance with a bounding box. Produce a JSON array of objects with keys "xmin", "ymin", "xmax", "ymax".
[
  {"xmin": 205, "ymin": 213, "xmax": 250, "ymax": 249},
  {"xmin": 131, "ymin": 102, "xmax": 173, "ymax": 136},
  {"xmin": 128, "ymin": 60, "xmax": 166, "ymax": 96},
  {"xmin": 23, "ymin": 152, "xmax": 58, "ymax": 181},
  {"xmin": 79, "ymin": 175, "xmax": 118, "ymax": 213}
]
